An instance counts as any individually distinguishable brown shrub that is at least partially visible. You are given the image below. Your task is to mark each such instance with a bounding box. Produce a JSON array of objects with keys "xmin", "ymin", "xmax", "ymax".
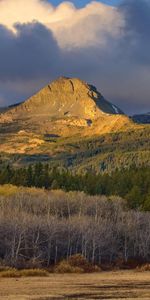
[
  {"xmin": 0, "ymin": 268, "xmax": 49, "ymax": 278},
  {"xmin": 68, "ymin": 254, "xmax": 88, "ymax": 267},
  {"xmin": 0, "ymin": 269, "xmax": 20, "ymax": 278},
  {"xmin": 54, "ymin": 261, "xmax": 83, "ymax": 273},
  {"xmin": 19, "ymin": 269, "xmax": 49, "ymax": 277},
  {"xmin": 68, "ymin": 254, "xmax": 101, "ymax": 272},
  {"xmin": 0, "ymin": 266, "xmax": 13, "ymax": 272},
  {"xmin": 55, "ymin": 255, "xmax": 101, "ymax": 273},
  {"xmin": 137, "ymin": 264, "xmax": 150, "ymax": 272}
]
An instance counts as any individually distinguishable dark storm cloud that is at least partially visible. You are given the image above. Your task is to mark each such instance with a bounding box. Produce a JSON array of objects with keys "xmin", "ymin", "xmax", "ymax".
[
  {"xmin": 0, "ymin": 22, "xmax": 60, "ymax": 81},
  {"xmin": 0, "ymin": 0, "xmax": 150, "ymax": 114},
  {"xmin": 119, "ymin": 0, "xmax": 150, "ymax": 65}
]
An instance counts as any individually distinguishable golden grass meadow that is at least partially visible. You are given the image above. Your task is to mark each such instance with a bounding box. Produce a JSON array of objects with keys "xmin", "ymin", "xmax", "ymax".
[{"xmin": 0, "ymin": 271, "xmax": 150, "ymax": 300}]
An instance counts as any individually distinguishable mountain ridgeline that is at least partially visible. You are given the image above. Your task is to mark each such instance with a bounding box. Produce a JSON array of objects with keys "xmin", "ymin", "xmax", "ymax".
[
  {"xmin": 132, "ymin": 112, "xmax": 150, "ymax": 124},
  {"xmin": 0, "ymin": 77, "xmax": 129, "ymax": 136},
  {"xmin": 0, "ymin": 77, "xmax": 149, "ymax": 172}
]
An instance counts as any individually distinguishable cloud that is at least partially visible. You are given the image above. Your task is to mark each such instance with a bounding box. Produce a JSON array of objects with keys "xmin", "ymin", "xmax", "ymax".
[
  {"xmin": 0, "ymin": 0, "xmax": 149, "ymax": 114},
  {"xmin": 49, "ymin": 2, "xmax": 124, "ymax": 49},
  {"xmin": 0, "ymin": 22, "xmax": 61, "ymax": 80},
  {"xmin": 0, "ymin": 0, "xmax": 123, "ymax": 48},
  {"xmin": 0, "ymin": 0, "xmax": 53, "ymax": 30},
  {"xmin": 0, "ymin": 21, "xmax": 62, "ymax": 106},
  {"xmin": 119, "ymin": 0, "xmax": 150, "ymax": 65}
]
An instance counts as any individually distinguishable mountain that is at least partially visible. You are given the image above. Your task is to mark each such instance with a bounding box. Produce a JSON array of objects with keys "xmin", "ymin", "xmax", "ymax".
[
  {"xmin": 0, "ymin": 77, "xmax": 123, "ymax": 118},
  {"xmin": 0, "ymin": 102, "xmax": 22, "ymax": 114},
  {"xmin": 0, "ymin": 77, "xmax": 133, "ymax": 137},
  {"xmin": 0, "ymin": 77, "xmax": 149, "ymax": 172},
  {"xmin": 132, "ymin": 112, "xmax": 150, "ymax": 124}
]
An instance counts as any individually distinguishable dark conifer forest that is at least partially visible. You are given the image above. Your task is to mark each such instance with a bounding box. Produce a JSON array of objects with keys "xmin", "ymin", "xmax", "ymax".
[{"xmin": 0, "ymin": 163, "xmax": 149, "ymax": 211}]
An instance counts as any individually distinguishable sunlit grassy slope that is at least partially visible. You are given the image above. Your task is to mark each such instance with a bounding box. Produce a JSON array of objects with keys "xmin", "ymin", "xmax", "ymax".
[{"xmin": 0, "ymin": 125, "xmax": 149, "ymax": 173}]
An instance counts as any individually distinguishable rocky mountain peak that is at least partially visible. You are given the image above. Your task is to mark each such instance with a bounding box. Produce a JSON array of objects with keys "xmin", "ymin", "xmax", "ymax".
[
  {"xmin": 13, "ymin": 77, "xmax": 122, "ymax": 119},
  {"xmin": 0, "ymin": 77, "xmax": 133, "ymax": 142}
]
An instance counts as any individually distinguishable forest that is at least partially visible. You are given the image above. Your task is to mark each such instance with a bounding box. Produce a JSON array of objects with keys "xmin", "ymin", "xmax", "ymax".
[
  {"xmin": 0, "ymin": 164, "xmax": 149, "ymax": 210},
  {"xmin": 0, "ymin": 186, "xmax": 150, "ymax": 269}
]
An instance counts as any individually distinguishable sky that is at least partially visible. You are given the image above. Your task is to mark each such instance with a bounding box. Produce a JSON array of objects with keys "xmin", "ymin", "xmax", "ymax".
[
  {"xmin": 49, "ymin": 1, "xmax": 122, "ymax": 7},
  {"xmin": 0, "ymin": 0, "xmax": 150, "ymax": 115}
]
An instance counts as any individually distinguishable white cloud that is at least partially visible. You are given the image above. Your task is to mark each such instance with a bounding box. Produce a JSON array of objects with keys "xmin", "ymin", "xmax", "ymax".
[
  {"xmin": 0, "ymin": 0, "xmax": 53, "ymax": 29},
  {"xmin": 0, "ymin": 0, "xmax": 124, "ymax": 48},
  {"xmin": 49, "ymin": 1, "xmax": 124, "ymax": 48}
]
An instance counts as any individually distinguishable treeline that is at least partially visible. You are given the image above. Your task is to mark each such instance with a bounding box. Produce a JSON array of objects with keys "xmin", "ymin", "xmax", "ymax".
[
  {"xmin": 0, "ymin": 187, "xmax": 150, "ymax": 268},
  {"xmin": 0, "ymin": 164, "xmax": 149, "ymax": 210}
]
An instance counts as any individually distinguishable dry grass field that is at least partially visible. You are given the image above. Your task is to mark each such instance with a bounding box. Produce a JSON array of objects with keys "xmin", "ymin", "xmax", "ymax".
[{"xmin": 0, "ymin": 271, "xmax": 150, "ymax": 300}]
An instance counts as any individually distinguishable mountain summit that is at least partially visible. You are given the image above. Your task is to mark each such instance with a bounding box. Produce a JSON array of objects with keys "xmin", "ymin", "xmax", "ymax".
[
  {"xmin": 0, "ymin": 77, "xmax": 136, "ymax": 154},
  {"xmin": 1, "ymin": 77, "xmax": 123, "ymax": 119},
  {"xmin": 0, "ymin": 77, "xmax": 131, "ymax": 132}
]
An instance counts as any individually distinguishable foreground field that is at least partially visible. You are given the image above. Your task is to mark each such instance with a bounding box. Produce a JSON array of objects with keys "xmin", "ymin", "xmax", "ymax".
[{"xmin": 0, "ymin": 271, "xmax": 150, "ymax": 300}]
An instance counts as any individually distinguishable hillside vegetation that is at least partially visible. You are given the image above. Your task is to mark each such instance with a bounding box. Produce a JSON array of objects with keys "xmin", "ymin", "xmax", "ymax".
[{"xmin": 0, "ymin": 125, "xmax": 150, "ymax": 173}]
